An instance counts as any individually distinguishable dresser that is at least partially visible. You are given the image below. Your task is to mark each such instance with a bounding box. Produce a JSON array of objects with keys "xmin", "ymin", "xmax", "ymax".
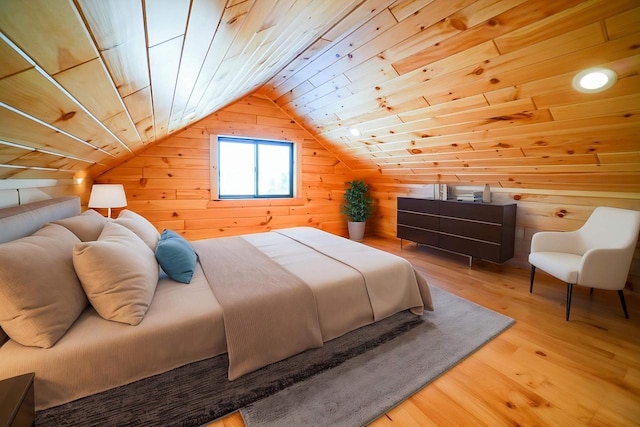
[{"xmin": 397, "ymin": 198, "xmax": 517, "ymax": 264}]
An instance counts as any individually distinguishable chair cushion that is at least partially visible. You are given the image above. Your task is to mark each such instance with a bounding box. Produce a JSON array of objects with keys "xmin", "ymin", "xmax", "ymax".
[{"xmin": 529, "ymin": 252, "xmax": 581, "ymax": 284}]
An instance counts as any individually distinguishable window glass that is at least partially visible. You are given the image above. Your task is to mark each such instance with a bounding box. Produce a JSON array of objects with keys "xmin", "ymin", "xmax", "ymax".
[{"xmin": 217, "ymin": 136, "xmax": 293, "ymax": 199}]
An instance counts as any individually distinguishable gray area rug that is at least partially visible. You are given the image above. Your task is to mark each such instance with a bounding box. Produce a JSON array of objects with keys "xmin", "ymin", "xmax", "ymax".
[
  {"xmin": 241, "ymin": 286, "xmax": 514, "ymax": 427},
  {"xmin": 35, "ymin": 286, "xmax": 513, "ymax": 427}
]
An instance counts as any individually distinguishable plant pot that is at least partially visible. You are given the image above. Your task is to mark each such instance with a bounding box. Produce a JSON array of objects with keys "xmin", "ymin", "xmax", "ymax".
[{"xmin": 348, "ymin": 221, "xmax": 366, "ymax": 242}]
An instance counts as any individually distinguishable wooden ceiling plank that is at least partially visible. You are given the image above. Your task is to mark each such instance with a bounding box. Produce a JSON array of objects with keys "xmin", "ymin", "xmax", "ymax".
[
  {"xmin": 145, "ymin": 0, "xmax": 190, "ymax": 47},
  {"xmin": 605, "ymin": 5, "xmax": 640, "ymax": 40},
  {"xmin": 343, "ymin": 115, "xmax": 639, "ymax": 156},
  {"xmin": 310, "ymin": 0, "xmax": 491, "ymax": 91},
  {"xmin": 0, "ymin": 144, "xmax": 31, "ymax": 164},
  {"xmin": 377, "ymin": 147, "xmax": 527, "ymax": 164},
  {"xmin": 384, "ymin": 0, "xmax": 525, "ymax": 72},
  {"xmin": 598, "ymin": 152, "xmax": 640, "ymax": 164},
  {"xmin": 313, "ymin": 39, "xmax": 498, "ymax": 128},
  {"xmin": 77, "ymin": 0, "xmax": 149, "ymax": 98},
  {"xmin": 0, "ymin": 167, "xmax": 76, "ymax": 180},
  {"xmin": 549, "ymin": 93, "xmax": 640, "ymax": 121},
  {"xmin": 183, "ymin": 0, "xmax": 256, "ymax": 118},
  {"xmin": 169, "ymin": 0, "xmax": 227, "ymax": 131},
  {"xmin": 515, "ymin": 59, "xmax": 640, "ymax": 109},
  {"xmin": 392, "ymin": 0, "xmax": 585, "ymax": 76},
  {"xmin": 340, "ymin": 98, "xmax": 537, "ymax": 146},
  {"xmin": 283, "ymin": 8, "xmax": 397, "ymax": 93},
  {"xmin": 8, "ymin": 150, "xmax": 89, "ymax": 171},
  {"xmin": 0, "ymin": 39, "xmax": 31, "ymax": 79},
  {"xmin": 390, "ymin": 0, "xmax": 436, "ymax": 22},
  {"xmin": 103, "ymin": 111, "xmax": 145, "ymax": 151},
  {"xmin": 54, "ymin": 58, "xmax": 143, "ymax": 149},
  {"xmin": 0, "ymin": 69, "xmax": 125, "ymax": 156},
  {"xmin": 0, "ymin": 0, "xmax": 98, "ymax": 75},
  {"xmin": 148, "ymin": 36, "xmax": 184, "ymax": 140},
  {"xmin": 259, "ymin": 38, "xmax": 330, "ymax": 97},
  {"xmin": 269, "ymin": 0, "xmax": 395, "ymax": 96},
  {"xmin": 494, "ymin": 0, "xmax": 638, "ymax": 54},
  {"xmin": 123, "ymin": 87, "xmax": 155, "ymax": 144},
  {"xmin": 228, "ymin": 1, "xmax": 365, "ymax": 103},
  {"xmin": 423, "ymin": 22, "xmax": 608, "ymax": 105},
  {"xmin": 0, "ymin": 108, "xmax": 106, "ymax": 164}
]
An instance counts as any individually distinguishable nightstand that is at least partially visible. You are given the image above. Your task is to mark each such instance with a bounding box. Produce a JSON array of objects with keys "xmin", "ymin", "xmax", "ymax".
[{"xmin": 0, "ymin": 373, "xmax": 34, "ymax": 427}]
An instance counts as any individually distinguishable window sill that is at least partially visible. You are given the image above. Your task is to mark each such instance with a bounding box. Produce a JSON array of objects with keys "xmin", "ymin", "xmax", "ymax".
[{"xmin": 207, "ymin": 198, "xmax": 306, "ymax": 208}]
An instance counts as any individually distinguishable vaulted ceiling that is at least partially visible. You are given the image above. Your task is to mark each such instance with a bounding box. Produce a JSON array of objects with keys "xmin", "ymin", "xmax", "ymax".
[{"xmin": 1, "ymin": 0, "xmax": 639, "ymax": 192}]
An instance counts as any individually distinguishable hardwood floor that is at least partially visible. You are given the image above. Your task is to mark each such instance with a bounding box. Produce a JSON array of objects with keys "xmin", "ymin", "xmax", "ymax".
[{"xmin": 209, "ymin": 236, "xmax": 640, "ymax": 427}]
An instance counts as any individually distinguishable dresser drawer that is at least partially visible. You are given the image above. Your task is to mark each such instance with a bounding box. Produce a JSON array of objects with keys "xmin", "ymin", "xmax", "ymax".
[
  {"xmin": 397, "ymin": 197, "xmax": 439, "ymax": 215},
  {"xmin": 397, "ymin": 225, "xmax": 438, "ymax": 246},
  {"xmin": 397, "ymin": 211, "xmax": 438, "ymax": 231},
  {"xmin": 440, "ymin": 217, "xmax": 502, "ymax": 244},
  {"xmin": 440, "ymin": 201, "xmax": 503, "ymax": 223}
]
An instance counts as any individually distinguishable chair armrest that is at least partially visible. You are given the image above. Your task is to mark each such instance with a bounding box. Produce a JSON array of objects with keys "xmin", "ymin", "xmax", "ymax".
[
  {"xmin": 530, "ymin": 230, "xmax": 581, "ymax": 254},
  {"xmin": 578, "ymin": 247, "xmax": 634, "ymax": 290}
]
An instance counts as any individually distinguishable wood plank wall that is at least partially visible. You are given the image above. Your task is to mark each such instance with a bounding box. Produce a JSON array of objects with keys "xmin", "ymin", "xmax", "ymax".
[
  {"xmin": 364, "ymin": 180, "xmax": 640, "ymax": 289},
  {"xmin": 93, "ymin": 92, "xmax": 640, "ymax": 290},
  {"xmin": 95, "ymin": 94, "xmax": 355, "ymax": 240}
]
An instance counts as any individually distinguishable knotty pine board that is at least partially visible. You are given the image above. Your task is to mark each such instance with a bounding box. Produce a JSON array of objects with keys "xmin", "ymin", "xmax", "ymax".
[{"xmin": 95, "ymin": 94, "xmax": 356, "ymax": 239}]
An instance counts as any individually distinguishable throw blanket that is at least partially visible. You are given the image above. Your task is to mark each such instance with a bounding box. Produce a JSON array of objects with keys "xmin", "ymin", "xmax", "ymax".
[
  {"xmin": 192, "ymin": 237, "xmax": 323, "ymax": 380},
  {"xmin": 275, "ymin": 228, "xmax": 433, "ymax": 319}
]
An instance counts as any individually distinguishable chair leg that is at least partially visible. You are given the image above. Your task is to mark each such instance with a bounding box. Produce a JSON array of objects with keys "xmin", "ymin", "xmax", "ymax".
[
  {"xmin": 590, "ymin": 288, "xmax": 594, "ymax": 296},
  {"xmin": 618, "ymin": 290, "xmax": 630, "ymax": 319},
  {"xmin": 530, "ymin": 265, "xmax": 536, "ymax": 293},
  {"xmin": 566, "ymin": 283, "xmax": 573, "ymax": 321}
]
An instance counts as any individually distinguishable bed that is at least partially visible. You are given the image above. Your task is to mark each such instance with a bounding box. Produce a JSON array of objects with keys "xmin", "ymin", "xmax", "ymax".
[{"xmin": 0, "ymin": 196, "xmax": 433, "ymax": 410}]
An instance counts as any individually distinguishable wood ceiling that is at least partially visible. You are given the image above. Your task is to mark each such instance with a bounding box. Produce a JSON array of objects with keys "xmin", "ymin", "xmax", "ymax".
[{"xmin": 0, "ymin": 0, "xmax": 638, "ymax": 192}]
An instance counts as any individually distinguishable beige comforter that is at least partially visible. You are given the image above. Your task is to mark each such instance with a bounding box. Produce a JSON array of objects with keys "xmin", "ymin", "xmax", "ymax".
[
  {"xmin": 195, "ymin": 227, "xmax": 433, "ymax": 380},
  {"xmin": 192, "ymin": 236, "xmax": 323, "ymax": 380}
]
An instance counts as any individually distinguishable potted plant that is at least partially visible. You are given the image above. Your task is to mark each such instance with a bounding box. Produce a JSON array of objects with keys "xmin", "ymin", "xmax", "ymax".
[{"xmin": 341, "ymin": 179, "xmax": 374, "ymax": 241}]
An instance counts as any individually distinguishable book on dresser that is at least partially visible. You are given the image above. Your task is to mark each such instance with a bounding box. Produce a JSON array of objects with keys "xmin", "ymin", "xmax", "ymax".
[{"xmin": 396, "ymin": 197, "xmax": 517, "ymax": 264}]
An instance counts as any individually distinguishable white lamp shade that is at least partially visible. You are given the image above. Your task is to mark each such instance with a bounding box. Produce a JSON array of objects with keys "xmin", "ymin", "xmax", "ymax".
[{"xmin": 88, "ymin": 184, "xmax": 127, "ymax": 209}]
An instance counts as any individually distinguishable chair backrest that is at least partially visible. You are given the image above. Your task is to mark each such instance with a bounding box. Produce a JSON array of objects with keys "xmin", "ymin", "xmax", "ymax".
[{"xmin": 577, "ymin": 207, "xmax": 640, "ymax": 252}]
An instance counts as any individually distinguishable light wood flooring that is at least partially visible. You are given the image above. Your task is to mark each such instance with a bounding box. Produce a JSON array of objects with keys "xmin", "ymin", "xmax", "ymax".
[{"xmin": 209, "ymin": 236, "xmax": 640, "ymax": 427}]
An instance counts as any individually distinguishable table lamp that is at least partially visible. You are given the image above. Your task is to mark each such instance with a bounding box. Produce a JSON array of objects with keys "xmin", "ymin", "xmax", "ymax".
[{"xmin": 88, "ymin": 184, "xmax": 127, "ymax": 218}]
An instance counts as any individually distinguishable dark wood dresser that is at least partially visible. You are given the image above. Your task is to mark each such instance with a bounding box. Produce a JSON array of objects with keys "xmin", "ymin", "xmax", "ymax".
[{"xmin": 397, "ymin": 198, "xmax": 517, "ymax": 264}]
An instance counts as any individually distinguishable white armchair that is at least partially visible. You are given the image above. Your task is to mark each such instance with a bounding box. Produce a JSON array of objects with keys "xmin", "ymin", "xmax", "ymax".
[{"xmin": 529, "ymin": 206, "xmax": 640, "ymax": 320}]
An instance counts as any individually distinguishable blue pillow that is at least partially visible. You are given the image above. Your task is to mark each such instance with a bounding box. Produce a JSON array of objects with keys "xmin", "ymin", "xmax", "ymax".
[{"xmin": 155, "ymin": 229, "xmax": 197, "ymax": 284}]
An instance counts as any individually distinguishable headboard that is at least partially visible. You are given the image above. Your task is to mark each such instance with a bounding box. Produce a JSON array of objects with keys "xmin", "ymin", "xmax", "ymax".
[{"xmin": 0, "ymin": 196, "xmax": 81, "ymax": 244}]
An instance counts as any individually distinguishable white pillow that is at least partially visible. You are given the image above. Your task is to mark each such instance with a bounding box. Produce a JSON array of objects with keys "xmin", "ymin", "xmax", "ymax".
[
  {"xmin": 115, "ymin": 209, "xmax": 160, "ymax": 251},
  {"xmin": 73, "ymin": 221, "xmax": 159, "ymax": 326},
  {"xmin": 0, "ymin": 224, "xmax": 88, "ymax": 348}
]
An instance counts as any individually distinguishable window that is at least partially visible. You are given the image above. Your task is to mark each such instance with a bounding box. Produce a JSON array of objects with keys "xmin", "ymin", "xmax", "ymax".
[{"xmin": 215, "ymin": 136, "xmax": 294, "ymax": 199}]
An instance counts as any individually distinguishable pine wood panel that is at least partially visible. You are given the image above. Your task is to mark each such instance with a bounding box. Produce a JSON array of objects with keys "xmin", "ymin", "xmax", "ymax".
[
  {"xmin": 0, "ymin": 0, "xmax": 638, "ymax": 193},
  {"xmin": 95, "ymin": 94, "xmax": 355, "ymax": 238}
]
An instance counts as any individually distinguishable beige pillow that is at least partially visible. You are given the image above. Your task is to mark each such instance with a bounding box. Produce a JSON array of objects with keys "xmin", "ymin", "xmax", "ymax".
[
  {"xmin": 115, "ymin": 209, "xmax": 160, "ymax": 251},
  {"xmin": 52, "ymin": 209, "xmax": 108, "ymax": 241},
  {"xmin": 73, "ymin": 222, "xmax": 159, "ymax": 326},
  {"xmin": 0, "ymin": 224, "xmax": 88, "ymax": 348}
]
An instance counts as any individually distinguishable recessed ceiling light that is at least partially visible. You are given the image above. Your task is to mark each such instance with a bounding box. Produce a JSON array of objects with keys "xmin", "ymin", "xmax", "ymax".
[
  {"xmin": 349, "ymin": 128, "xmax": 361, "ymax": 137},
  {"xmin": 572, "ymin": 67, "xmax": 617, "ymax": 93}
]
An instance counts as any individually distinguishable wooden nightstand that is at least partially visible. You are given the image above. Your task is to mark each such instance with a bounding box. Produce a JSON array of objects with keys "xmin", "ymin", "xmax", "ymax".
[{"xmin": 0, "ymin": 373, "xmax": 34, "ymax": 427}]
